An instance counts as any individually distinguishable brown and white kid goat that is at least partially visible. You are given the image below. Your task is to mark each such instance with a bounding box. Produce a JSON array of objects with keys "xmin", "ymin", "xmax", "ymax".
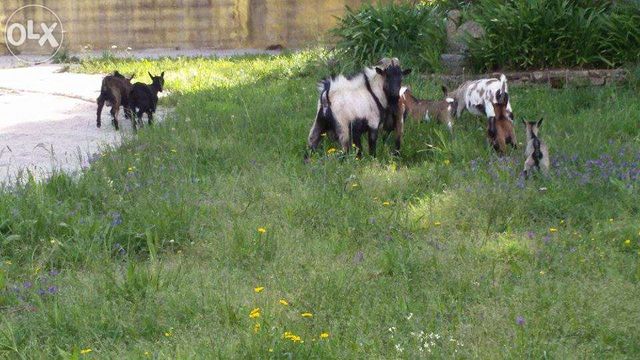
[
  {"xmin": 399, "ymin": 86, "xmax": 456, "ymax": 133},
  {"xmin": 485, "ymin": 90, "xmax": 516, "ymax": 154}
]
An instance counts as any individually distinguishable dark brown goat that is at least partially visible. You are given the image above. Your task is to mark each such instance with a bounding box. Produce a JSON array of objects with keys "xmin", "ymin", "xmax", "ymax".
[
  {"xmin": 129, "ymin": 72, "xmax": 165, "ymax": 131},
  {"xmin": 96, "ymin": 71, "xmax": 134, "ymax": 130},
  {"xmin": 486, "ymin": 90, "xmax": 516, "ymax": 154}
]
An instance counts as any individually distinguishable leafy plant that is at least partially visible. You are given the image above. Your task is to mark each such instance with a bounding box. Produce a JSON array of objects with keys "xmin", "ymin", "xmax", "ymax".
[
  {"xmin": 467, "ymin": 0, "xmax": 640, "ymax": 71},
  {"xmin": 330, "ymin": 3, "xmax": 447, "ymax": 73}
]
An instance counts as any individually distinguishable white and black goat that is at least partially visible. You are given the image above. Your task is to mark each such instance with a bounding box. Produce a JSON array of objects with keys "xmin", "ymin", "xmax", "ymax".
[
  {"xmin": 522, "ymin": 118, "xmax": 549, "ymax": 177},
  {"xmin": 449, "ymin": 74, "xmax": 513, "ymax": 121},
  {"xmin": 306, "ymin": 61, "xmax": 411, "ymax": 158}
]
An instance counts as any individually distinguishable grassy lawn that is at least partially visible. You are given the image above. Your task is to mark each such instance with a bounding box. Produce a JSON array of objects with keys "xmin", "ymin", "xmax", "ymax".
[{"xmin": 1, "ymin": 52, "xmax": 639, "ymax": 358}]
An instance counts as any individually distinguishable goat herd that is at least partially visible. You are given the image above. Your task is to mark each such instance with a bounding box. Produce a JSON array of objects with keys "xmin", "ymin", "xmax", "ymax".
[
  {"xmin": 96, "ymin": 57, "xmax": 548, "ymax": 177},
  {"xmin": 307, "ymin": 57, "xmax": 549, "ymax": 178}
]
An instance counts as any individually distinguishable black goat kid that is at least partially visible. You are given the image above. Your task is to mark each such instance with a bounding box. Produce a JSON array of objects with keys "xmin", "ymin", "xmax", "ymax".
[{"xmin": 129, "ymin": 72, "xmax": 165, "ymax": 131}]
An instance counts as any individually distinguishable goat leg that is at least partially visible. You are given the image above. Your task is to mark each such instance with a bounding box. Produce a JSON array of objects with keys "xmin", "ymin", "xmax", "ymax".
[
  {"xmin": 367, "ymin": 127, "xmax": 378, "ymax": 158},
  {"xmin": 96, "ymin": 96, "xmax": 104, "ymax": 128}
]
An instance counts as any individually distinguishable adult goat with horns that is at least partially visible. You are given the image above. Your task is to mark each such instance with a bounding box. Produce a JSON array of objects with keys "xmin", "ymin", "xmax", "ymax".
[{"xmin": 306, "ymin": 58, "xmax": 411, "ymax": 158}]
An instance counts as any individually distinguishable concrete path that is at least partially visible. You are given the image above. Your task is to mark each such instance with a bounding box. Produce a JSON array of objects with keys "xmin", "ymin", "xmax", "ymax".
[{"xmin": 0, "ymin": 65, "xmax": 137, "ymax": 184}]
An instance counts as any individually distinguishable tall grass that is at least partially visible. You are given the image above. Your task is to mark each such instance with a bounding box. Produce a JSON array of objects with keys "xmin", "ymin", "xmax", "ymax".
[
  {"xmin": 330, "ymin": 3, "xmax": 447, "ymax": 73},
  {"xmin": 330, "ymin": 1, "xmax": 640, "ymax": 73},
  {"xmin": 467, "ymin": 0, "xmax": 640, "ymax": 71}
]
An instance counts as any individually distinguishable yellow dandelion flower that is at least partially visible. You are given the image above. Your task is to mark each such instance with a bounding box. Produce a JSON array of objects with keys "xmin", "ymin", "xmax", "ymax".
[
  {"xmin": 128, "ymin": 166, "xmax": 135, "ymax": 172},
  {"xmin": 257, "ymin": 227, "xmax": 266, "ymax": 234},
  {"xmin": 549, "ymin": 228, "xmax": 558, "ymax": 233},
  {"xmin": 624, "ymin": 239, "xmax": 632, "ymax": 246},
  {"xmin": 434, "ymin": 221, "xmax": 442, "ymax": 226},
  {"xmin": 254, "ymin": 323, "xmax": 261, "ymax": 333},
  {"xmin": 268, "ymin": 348, "xmax": 274, "ymax": 352},
  {"xmin": 249, "ymin": 307, "xmax": 261, "ymax": 319},
  {"xmin": 254, "ymin": 286, "xmax": 265, "ymax": 293},
  {"xmin": 171, "ymin": 149, "xmax": 177, "ymax": 153},
  {"xmin": 382, "ymin": 201, "xmax": 391, "ymax": 206},
  {"xmin": 301, "ymin": 312, "xmax": 313, "ymax": 318},
  {"xmin": 144, "ymin": 351, "xmax": 150, "ymax": 357},
  {"xmin": 279, "ymin": 299, "xmax": 289, "ymax": 306},
  {"xmin": 560, "ymin": 220, "xmax": 565, "ymax": 224},
  {"xmin": 609, "ymin": 218, "xmax": 614, "ymax": 222},
  {"xmin": 539, "ymin": 270, "xmax": 546, "ymax": 275},
  {"xmin": 164, "ymin": 331, "xmax": 173, "ymax": 337},
  {"xmin": 327, "ymin": 148, "xmax": 337, "ymax": 155},
  {"xmin": 352, "ymin": 183, "xmax": 359, "ymax": 188},
  {"xmin": 444, "ymin": 159, "xmax": 451, "ymax": 165},
  {"xmin": 320, "ymin": 332, "xmax": 330, "ymax": 339},
  {"xmin": 80, "ymin": 349, "xmax": 92, "ymax": 355}
]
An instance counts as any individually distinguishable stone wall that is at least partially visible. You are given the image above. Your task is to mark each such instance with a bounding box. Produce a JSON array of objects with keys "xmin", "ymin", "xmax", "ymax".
[{"xmin": 0, "ymin": 0, "xmax": 368, "ymax": 53}]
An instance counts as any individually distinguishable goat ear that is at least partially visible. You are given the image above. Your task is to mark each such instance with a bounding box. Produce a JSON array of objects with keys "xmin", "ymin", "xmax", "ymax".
[
  {"xmin": 375, "ymin": 67, "xmax": 385, "ymax": 75},
  {"xmin": 148, "ymin": 72, "xmax": 154, "ymax": 79},
  {"xmin": 161, "ymin": 71, "xmax": 165, "ymax": 78},
  {"xmin": 521, "ymin": 119, "xmax": 526, "ymax": 125},
  {"xmin": 537, "ymin": 118, "xmax": 544, "ymax": 127},
  {"xmin": 402, "ymin": 69, "xmax": 412, "ymax": 76},
  {"xmin": 441, "ymin": 85, "xmax": 448, "ymax": 96}
]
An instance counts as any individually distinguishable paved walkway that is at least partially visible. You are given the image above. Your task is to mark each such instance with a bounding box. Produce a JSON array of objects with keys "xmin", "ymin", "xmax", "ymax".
[{"xmin": 0, "ymin": 65, "xmax": 135, "ymax": 184}]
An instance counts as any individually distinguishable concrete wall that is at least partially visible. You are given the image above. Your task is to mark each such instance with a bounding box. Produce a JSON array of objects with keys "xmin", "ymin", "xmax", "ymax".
[{"xmin": 1, "ymin": 0, "xmax": 369, "ymax": 53}]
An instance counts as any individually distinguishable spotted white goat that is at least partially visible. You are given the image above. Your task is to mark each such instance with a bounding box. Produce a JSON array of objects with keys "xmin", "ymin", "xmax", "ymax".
[
  {"xmin": 306, "ymin": 61, "xmax": 411, "ymax": 158},
  {"xmin": 449, "ymin": 74, "xmax": 513, "ymax": 121}
]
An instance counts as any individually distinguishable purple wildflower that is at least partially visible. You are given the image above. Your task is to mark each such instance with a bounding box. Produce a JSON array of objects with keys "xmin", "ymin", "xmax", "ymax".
[
  {"xmin": 516, "ymin": 316, "xmax": 525, "ymax": 326},
  {"xmin": 49, "ymin": 269, "xmax": 60, "ymax": 276},
  {"xmin": 47, "ymin": 286, "xmax": 58, "ymax": 294},
  {"xmin": 23, "ymin": 281, "xmax": 32, "ymax": 289},
  {"xmin": 543, "ymin": 235, "xmax": 551, "ymax": 244},
  {"xmin": 110, "ymin": 212, "xmax": 123, "ymax": 227},
  {"xmin": 527, "ymin": 231, "xmax": 535, "ymax": 239},
  {"xmin": 37, "ymin": 289, "xmax": 46, "ymax": 296}
]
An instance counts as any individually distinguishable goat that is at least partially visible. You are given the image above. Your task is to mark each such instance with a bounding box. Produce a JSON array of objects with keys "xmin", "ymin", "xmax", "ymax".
[
  {"xmin": 399, "ymin": 86, "xmax": 457, "ymax": 133},
  {"xmin": 96, "ymin": 71, "xmax": 134, "ymax": 130},
  {"xmin": 449, "ymin": 74, "xmax": 513, "ymax": 122},
  {"xmin": 306, "ymin": 60, "xmax": 411, "ymax": 158},
  {"xmin": 129, "ymin": 72, "xmax": 165, "ymax": 131},
  {"xmin": 523, "ymin": 118, "xmax": 550, "ymax": 177},
  {"xmin": 485, "ymin": 90, "xmax": 516, "ymax": 154}
]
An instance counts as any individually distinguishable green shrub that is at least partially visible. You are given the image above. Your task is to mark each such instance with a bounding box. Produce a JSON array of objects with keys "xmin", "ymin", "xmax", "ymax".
[
  {"xmin": 467, "ymin": 0, "xmax": 640, "ymax": 71},
  {"xmin": 330, "ymin": 3, "xmax": 447, "ymax": 73}
]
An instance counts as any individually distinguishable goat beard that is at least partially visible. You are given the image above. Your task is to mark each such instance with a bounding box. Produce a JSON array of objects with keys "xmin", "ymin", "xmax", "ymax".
[{"xmin": 382, "ymin": 97, "xmax": 400, "ymax": 131}]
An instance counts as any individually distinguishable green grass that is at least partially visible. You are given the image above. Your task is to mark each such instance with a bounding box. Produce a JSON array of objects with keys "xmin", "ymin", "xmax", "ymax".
[{"xmin": 1, "ymin": 52, "xmax": 639, "ymax": 358}]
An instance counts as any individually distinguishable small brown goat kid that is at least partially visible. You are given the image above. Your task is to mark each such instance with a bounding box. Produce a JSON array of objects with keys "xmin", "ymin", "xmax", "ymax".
[
  {"xmin": 523, "ymin": 118, "xmax": 550, "ymax": 177},
  {"xmin": 485, "ymin": 90, "xmax": 516, "ymax": 154},
  {"xmin": 399, "ymin": 86, "xmax": 456, "ymax": 133},
  {"xmin": 96, "ymin": 71, "xmax": 134, "ymax": 130}
]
